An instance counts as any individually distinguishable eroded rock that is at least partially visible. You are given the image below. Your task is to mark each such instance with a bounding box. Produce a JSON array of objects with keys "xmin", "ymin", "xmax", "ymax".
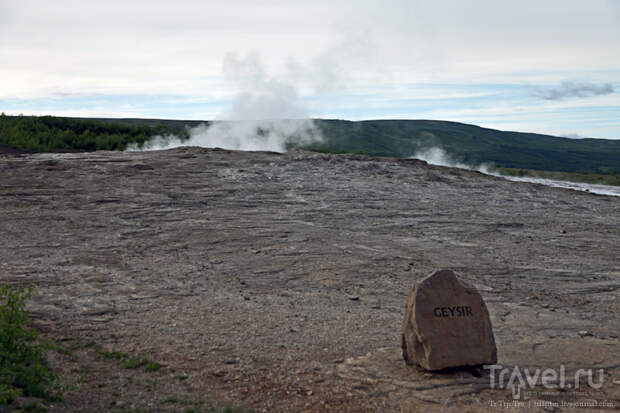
[{"xmin": 401, "ymin": 269, "xmax": 497, "ymax": 370}]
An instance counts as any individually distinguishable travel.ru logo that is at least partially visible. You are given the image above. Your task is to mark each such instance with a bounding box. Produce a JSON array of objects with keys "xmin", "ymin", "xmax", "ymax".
[{"xmin": 484, "ymin": 364, "xmax": 605, "ymax": 399}]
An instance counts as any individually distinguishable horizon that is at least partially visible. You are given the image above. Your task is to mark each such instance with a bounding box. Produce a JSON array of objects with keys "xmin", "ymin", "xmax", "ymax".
[
  {"xmin": 2, "ymin": 113, "xmax": 617, "ymax": 141},
  {"xmin": 8, "ymin": 112, "xmax": 620, "ymax": 140},
  {"xmin": 1, "ymin": 1, "xmax": 619, "ymax": 139}
]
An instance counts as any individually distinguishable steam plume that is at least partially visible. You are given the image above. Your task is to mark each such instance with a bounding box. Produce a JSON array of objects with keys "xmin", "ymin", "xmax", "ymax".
[
  {"xmin": 411, "ymin": 146, "xmax": 490, "ymax": 173},
  {"xmin": 128, "ymin": 52, "xmax": 322, "ymax": 153}
]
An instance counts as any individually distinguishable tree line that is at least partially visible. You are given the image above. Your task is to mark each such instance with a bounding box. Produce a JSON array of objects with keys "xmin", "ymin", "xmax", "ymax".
[{"xmin": 0, "ymin": 114, "xmax": 188, "ymax": 152}]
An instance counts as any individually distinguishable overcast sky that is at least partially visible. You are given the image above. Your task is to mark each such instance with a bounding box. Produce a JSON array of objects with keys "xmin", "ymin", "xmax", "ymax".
[{"xmin": 1, "ymin": 0, "xmax": 619, "ymax": 138}]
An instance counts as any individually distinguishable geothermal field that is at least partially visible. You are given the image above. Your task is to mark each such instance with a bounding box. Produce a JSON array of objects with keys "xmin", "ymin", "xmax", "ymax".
[{"xmin": 1, "ymin": 147, "xmax": 619, "ymax": 412}]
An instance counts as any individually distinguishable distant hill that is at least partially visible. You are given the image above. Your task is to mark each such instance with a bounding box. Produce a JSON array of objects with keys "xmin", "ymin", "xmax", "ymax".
[
  {"xmin": 1, "ymin": 115, "xmax": 618, "ymax": 175},
  {"xmin": 309, "ymin": 119, "xmax": 620, "ymax": 174},
  {"xmin": 92, "ymin": 117, "xmax": 620, "ymax": 174}
]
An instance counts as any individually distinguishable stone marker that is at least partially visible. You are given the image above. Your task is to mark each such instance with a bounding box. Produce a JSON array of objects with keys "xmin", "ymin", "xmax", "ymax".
[{"xmin": 401, "ymin": 269, "xmax": 497, "ymax": 370}]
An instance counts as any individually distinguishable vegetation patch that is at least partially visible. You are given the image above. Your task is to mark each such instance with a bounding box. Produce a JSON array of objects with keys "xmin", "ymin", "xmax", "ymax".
[
  {"xmin": 95, "ymin": 348, "xmax": 162, "ymax": 373},
  {"xmin": 0, "ymin": 114, "xmax": 189, "ymax": 152},
  {"xmin": 0, "ymin": 284, "xmax": 61, "ymax": 404}
]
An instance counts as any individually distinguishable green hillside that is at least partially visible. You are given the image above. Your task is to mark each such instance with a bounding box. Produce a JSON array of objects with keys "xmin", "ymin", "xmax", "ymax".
[
  {"xmin": 310, "ymin": 119, "xmax": 620, "ymax": 174},
  {"xmin": 1, "ymin": 115, "xmax": 619, "ymax": 176}
]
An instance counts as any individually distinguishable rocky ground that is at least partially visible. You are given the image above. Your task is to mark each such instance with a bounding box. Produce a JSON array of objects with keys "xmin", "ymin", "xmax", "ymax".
[{"xmin": 1, "ymin": 147, "xmax": 618, "ymax": 412}]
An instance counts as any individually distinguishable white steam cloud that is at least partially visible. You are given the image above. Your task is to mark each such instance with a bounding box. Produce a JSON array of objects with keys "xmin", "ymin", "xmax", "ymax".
[
  {"xmin": 128, "ymin": 52, "xmax": 323, "ymax": 153},
  {"xmin": 413, "ymin": 147, "xmax": 620, "ymax": 197},
  {"xmin": 135, "ymin": 119, "xmax": 320, "ymax": 153},
  {"xmin": 411, "ymin": 146, "xmax": 491, "ymax": 174},
  {"xmin": 560, "ymin": 133, "xmax": 591, "ymax": 139}
]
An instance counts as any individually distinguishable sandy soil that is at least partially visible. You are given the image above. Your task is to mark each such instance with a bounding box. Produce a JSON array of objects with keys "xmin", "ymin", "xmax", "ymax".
[{"xmin": 1, "ymin": 147, "xmax": 618, "ymax": 412}]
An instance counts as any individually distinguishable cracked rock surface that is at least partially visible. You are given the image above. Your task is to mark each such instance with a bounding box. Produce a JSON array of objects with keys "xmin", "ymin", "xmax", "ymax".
[{"xmin": 1, "ymin": 147, "xmax": 618, "ymax": 412}]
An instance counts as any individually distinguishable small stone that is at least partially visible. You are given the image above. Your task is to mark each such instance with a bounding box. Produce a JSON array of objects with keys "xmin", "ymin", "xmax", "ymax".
[
  {"xmin": 578, "ymin": 330, "xmax": 593, "ymax": 337},
  {"xmin": 348, "ymin": 295, "xmax": 360, "ymax": 301},
  {"xmin": 401, "ymin": 269, "xmax": 497, "ymax": 370},
  {"xmin": 559, "ymin": 229, "xmax": 567, "ymax": 234}
]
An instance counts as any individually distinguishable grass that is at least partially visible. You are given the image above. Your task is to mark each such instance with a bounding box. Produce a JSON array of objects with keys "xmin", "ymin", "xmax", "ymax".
[
  {"xmin": 144, "ymin": 361, "xmax": 162, "ymax": 372},
  {"xmin": 0, "ymin": 285, "xmax": 249, "ymax": 412},
  {"xmin": 0, "ymin": 284, "xmax": 61, "ymax": 404},
  {"xmin": 122, "ymin": 356, "xmax": 149, "ymax": 369},
  {"xmin": 95, "ymin": 348, "xmax": 162, "ymax": 373}
]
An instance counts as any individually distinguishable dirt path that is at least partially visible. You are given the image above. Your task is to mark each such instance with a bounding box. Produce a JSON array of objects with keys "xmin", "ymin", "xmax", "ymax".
[{"xmin": 1, "ymin": 147, "xmax": 618, "ymax": 412}]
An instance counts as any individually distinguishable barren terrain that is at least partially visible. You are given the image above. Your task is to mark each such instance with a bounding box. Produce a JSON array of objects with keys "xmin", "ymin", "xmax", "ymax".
[{"xmin": 1, "ymin": 147, "xmax": 618, "ymax": 412}]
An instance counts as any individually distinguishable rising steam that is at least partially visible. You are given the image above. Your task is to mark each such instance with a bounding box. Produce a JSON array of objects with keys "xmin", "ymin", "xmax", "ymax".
[
  {"xmin": 411, "ymin": 146, "xmax": 490, "ymax": 174},
  {"xmin": 412, "ymin": 146, "xmax": 620, "ymax": 197},
  {"xmin": 128, "ymin": 52, "xmax": 322, "ymax": 153}
]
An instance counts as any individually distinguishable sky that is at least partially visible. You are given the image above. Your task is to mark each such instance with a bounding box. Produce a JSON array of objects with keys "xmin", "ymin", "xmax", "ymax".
[{"xmin": 1, "ymin": 0, "xmax": 619, "ymax": 138}]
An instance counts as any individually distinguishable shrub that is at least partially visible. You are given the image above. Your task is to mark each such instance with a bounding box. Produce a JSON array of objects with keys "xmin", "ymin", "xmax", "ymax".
[{"xmin": 0, "ymin": 284, "xmax": 60, "ymax": 403}]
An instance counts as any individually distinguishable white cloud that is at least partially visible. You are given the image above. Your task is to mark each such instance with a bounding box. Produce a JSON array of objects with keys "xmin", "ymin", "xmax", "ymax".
[
  {"xmin": 2, "ymin": 0, "xmax": 619, "ymax": 99},
  {"xmin": 0, "ymin": 0, "xmax": 619, "ymax": 139}
]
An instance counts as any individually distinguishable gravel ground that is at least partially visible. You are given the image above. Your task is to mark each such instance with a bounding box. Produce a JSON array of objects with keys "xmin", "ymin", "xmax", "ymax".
[{"xmin": 1, "ymin": 147, "xmax": 618, "ymax": 412}]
